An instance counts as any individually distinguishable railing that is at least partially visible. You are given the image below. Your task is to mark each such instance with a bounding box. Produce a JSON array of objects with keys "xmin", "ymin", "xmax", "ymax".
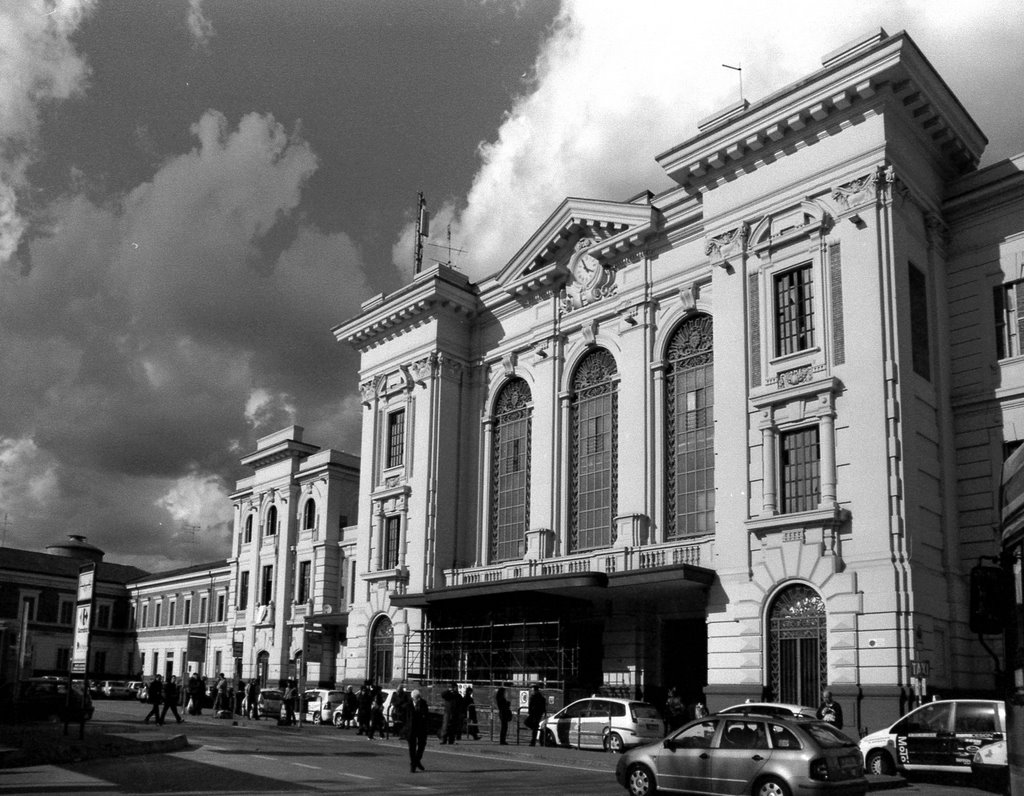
[{"xmin": 444, "ymin": 536, "xmax": 713, "ymax": 587}]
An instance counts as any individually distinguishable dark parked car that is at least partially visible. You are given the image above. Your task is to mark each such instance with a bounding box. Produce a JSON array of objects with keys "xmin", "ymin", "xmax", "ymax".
[
  {"xmin": 615, "ymin": 712, "xmax": 867, "ymax": 796},
  {"xmin": 0, "ymin": 678, "xmax": 94, "ymax": 723}
]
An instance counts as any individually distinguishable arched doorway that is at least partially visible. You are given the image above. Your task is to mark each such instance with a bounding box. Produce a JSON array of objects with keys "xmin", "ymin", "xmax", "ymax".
[
  {"xmin": 256, "ymin": 650, "xmax": 269, "ymax": 688},
  {"xmin": 767, "ymin": 584, "xmax": 827, "ymax": 706},
  {"xmin": 369, "ymin": 616, "xmax": 394, "ymax": 684}
]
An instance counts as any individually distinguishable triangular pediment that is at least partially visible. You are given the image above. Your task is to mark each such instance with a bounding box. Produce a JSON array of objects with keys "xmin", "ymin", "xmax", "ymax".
[{"xmin": 493, "ymin": 196, "xmax": 655, "ymax": 296}]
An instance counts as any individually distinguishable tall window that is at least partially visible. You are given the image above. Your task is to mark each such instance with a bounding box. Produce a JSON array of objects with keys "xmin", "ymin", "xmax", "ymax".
[
  {"xmin": 244, "ymin": 514, "xmax": 253, "ymax": 543},
  {"xmin": 216, "ymin": 594, "xmax": 226, "ymax": 621},
  {"xmin": 238, "ymin": 572, "xmax": 249, "ymax": 610},
  {"xmin": 98, "ymin": 604, "xmax": 110, "ymax": 628},
  {"xmin": 369, "ymin": 615, "xmax": 394, "ymax": 683},
  {"xmin": 780, "ymin": 427, "xmax": 820, "ymax": 513},
  {"xmin": 303, "ymin": 499, "xmax": 316, "ymax": 530},
  {"xmin": 909, "ymin": 264, "xmax": 930, "ymax": 379},
  {"xmin": 491, "ymin": 378, "xmax": 532, "ymax": 561},
  {"xmin": 56, "ymin": 648, "xmax": 70, "ymax": 671},
  {"xmin": 184, "ymin": 597, "xmax": 192, "ymax": 624},
  {"xmin": 665, "ymin": 315, "xmax": 714, "ymax": 538},
  {"xmin": 768, "ymin": 584, "xmax": 826, "ymax": 706},
  {"xmin": 570, "ymin": 349, "xmax": 618, "ymax": 551},
  {"xmin": 260, "ymin": 565, "xmax": 274, "ymax": 604},
  {"xmin": 141, "ymin": 603, "xmax": 149, "ymax": 628},
  {"xmin": 265, "ymin": 505, "xmax": 277, "ymax": 536},
  {"xmin": 155, "ymin": 602, "xmax": 162, "ymax": 627},
  {"xmin": 382, "ymin": 516, "xmax": 401, "ymax": 570},
  {"xmin": 995, "ymin": 280, "xmax": 1024, "ymax": 359},
  {"xmin": 386, "ymin": 408, "xmax": 406, "ymax": 468},
  {"xmin": 199, "ymin": 595, "xmax": 208, "ymax": 623},
  {"xmin": 297, "ymin": 561, "xmax": 311, "ymax": 603},
  {"xmin": 774, "ymin": 264, "xmax": 814, "ymax": 356},
  {"xmin": 59, "ymin": 600, "xmax": 74, "ymax": 625}
]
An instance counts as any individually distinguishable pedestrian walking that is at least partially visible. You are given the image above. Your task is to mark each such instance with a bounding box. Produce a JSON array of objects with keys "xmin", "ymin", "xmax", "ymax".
[
  {"xmin": 526, "ymin": 683, "xmax": 546, "ymax": 746},
  {"xmin": 245, "ymin": 679, "xmax": 261, "ymax": 720},
  {"xmin": 160, "ymin": 675, "xmax": 184, "ymax": 724},
  {"xmin": 405, "ymin": 688, "xmax": 430, "ymax": 773},
  {"xmin": 341, "ymin": 685, "xmax": 357, "ymax": 727},
  {"xmin": 213, "ymin": 672, "xmax": 228, "ymax": 712},
  {"xmin": 817, "ymin": 689, "xmax": 844, "ymax": 729},
  {"xmin": 664, "ymin": 687, "xmax": 685, "ymax": 730},
  {"xmin": 143, "ymin": 675, "xmax": 164, "ymax": 725},
  {"xmin": 356, "ymin": 682, "xmax": 373, "ymax": 734},
  {"xmin": 440, "ymin": 681, "xmax": 460, "ymax": 744},
  {"xmin": 283, "ymin": 680, "xmax": 298, "ymax": 725},
  {"xmin": 187, "ymin": 673, "xmax": 204, "ymax": 715},
  {"xmin": 495, "ymin": 687, "xmax": 512, "ymax": 745},
  {"xmin": 391, "ymin": 683, "xmax": 410, "ymax": 739},
  {"xmin": 369, "ymin": 684, "xmax": 387, "ymax": 739},
  {"xmin": 463, "ymin": 685, "xmax": 480, "ymax": 740}
]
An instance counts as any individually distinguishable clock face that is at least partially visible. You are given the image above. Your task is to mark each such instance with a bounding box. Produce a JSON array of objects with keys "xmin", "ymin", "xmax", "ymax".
[{"xmin": 572, "ymin": 252, "xmax": 600, "ymax": 287}]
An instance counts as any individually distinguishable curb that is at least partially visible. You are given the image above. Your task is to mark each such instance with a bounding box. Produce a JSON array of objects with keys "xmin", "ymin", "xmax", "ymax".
[{"xmin": 0, "ymin": 728, "xmax": 189, "ymax": 769}]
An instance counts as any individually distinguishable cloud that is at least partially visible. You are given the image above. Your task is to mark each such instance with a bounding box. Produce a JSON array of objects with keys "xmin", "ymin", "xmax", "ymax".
[
  {"xmin": 187, "ymin": 0, "xmax": 215, "ymax": 49},
  {"xmin": 399, "ymin": 0, "xmax": 1024, "ymax": 284},
  {"xmin": 1, "ymin": 110, "xmax": 370, "ymax": 563},
  {"xmin": 0, "ymin": 0, "xmax": 95, "ymax": 266}
]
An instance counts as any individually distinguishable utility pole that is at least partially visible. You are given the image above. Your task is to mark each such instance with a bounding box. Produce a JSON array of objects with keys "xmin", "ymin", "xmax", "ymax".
[{"xmin": 413, "ymin": 192, "xmax": 429, "ymax": 275}]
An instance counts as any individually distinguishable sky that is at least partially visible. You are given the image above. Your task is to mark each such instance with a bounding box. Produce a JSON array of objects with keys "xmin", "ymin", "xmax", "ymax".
[{"xmin": 1, "ymin": 0, "xmax": 1022, "ymax": 573}]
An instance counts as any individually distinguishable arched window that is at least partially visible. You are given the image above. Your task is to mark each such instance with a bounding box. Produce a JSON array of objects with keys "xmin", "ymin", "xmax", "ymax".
[
  {"xmin": 369, "ymin": 615, "xmax": 394, "ymax": 683},
  {"xmin": 570, "ymin": 349, "xmax": 618, "ymax": 552},
  {"xmin": 491, "ymin": 378, "xmax": 532, "ymax": 562},
  {"xmin": 256, "ymin": 650, "xmax": 269, "ymax": 688},
  {"xmin": 767, "ymin": 584, "xmax": 827, "ymax": 706},
  {"xmin": 665, "ymin": 314, "xmax": 714, "ymax": 538},
  {"xmin": 244, "ymin": 514, "xmax": 253, "ymax": 543},
  {"xmin": 303, "ymin": 499, "xmax": 316, "ymax": 530},
  {"xmin": 265, "ymin": 505, "xmax": 277, "ymax": 536}
]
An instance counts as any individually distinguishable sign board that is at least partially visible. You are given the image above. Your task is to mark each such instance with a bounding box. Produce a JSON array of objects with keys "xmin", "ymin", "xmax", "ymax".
[
  {"xmin": 232, "ymin": 640, "xmax": 244, "ymax": 658},
  {"xmin": 910, "ymin": 660, "xmax": 930, "ymax": 678},
  {"xmin": 305, "ymin": 631, "xmax": 323, "ymax": 658},
  {"xmin": 70, "ymin": 564, "xmax": 96, "ymax": 675},
  {"xmin": 187, "ymin": 632, "xmax": 207, "ymax": 662}
]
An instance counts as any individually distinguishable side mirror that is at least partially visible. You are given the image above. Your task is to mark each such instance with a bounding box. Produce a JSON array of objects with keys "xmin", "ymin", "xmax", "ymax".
[{"xmin": 663, "ymin": 738, "xmax": 677, "ymax": 750}]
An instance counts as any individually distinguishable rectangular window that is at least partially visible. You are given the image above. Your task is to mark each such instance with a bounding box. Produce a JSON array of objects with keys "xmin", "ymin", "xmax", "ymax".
[
  {"xmin": 244, "ymin": 515, "xmax": 253, "ymax": 543},
  {"xmin": 995, "ymin": 280, "xmax": 1024, "ymax": 359},
  {"xmin": 261, "ymin": 565, "xmax": 274, "ymax": 604},
  {"xmin": 183, "ymin": 597, "xmax": 192, "ymax": 625},
  {"xmin": 155, "ymin": 603, "xmax": 162, "ymax": 627},
  {"xmin": 59, "ymin": 600, "xmax": 74, "ymax": 626},
  {"xmin": 386, "ymin": 409, "xmax": 406, "ymax": 468},
  {"xmin": 382, "ymin": 517, "xmax": 401, "ymax": 570},
  {"xmin": 909, "ymin": 264, "xmax": 930, "ymax": 379},
  {"xmin": 199, "ymin": 596, "xmax": 208, "ymax": 624},
  {"xmin": 141, "ymin": 603, "xmax": 149, "ymax": 628},
  {"xmin": 297, "ymin": 561, "xmax": 311, "ymax": 603},
  {"xmin": 94, "ymin": 650, "xmax": 106, "ymax": 674},
  {"xmin": 215, "ymin": 650, "xmax": 222, "ymax": 673},
  {"xmin": 216, "ymin": 594, "xmax": 225, "ymax": 622},
  {"xmin": 774, "ymin": 264, "xmax": 815, "ymax": 356},
  {"xmin": 56, "ymin": 648, "xmax": 70, "ymax": 672},
  {"xmin": 97, "ymin": 604, "xmax": 111, "ymax": 629},
  {"xmin": 238, "ymin": 572, "xmax": 250, "ymax": 610},
  {"xmin": 494, "ymin": 415, "xmax": 529, "ymax": 561},
  {"xmin": 780, "ymin": 426, "xmax": 821, "ymax": 514}
]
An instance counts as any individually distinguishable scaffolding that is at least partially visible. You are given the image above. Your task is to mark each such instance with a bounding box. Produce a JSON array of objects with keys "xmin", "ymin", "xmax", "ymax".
[{"xmin": 406, "ymin": 619, "xmax": 578, "ymax": 689}]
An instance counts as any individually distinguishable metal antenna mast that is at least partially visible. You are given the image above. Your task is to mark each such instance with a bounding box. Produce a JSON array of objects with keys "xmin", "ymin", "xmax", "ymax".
[
  {"xmin": 722, "ymin": 62, "xmax": 743, "ymax": 103},
  {"xmin": 414, "ymin": 192, "xmax": 429, "ymax": 275}
]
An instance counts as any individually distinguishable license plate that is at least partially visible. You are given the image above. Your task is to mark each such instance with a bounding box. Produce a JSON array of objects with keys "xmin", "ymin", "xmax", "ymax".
[{"xmin": 838, "ymin": 755, "xmax": 860, "ymax": 769}]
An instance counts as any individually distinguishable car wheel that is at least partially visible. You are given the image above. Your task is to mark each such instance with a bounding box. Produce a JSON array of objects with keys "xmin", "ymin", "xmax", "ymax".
[
  {"xmin": 333, "ymin": 713, "xmax": 345, "ymax": 727},
  {"xmin": 543, "ymin": 728, "xmax": 557, "ymax": 747},
  {"xmin": 626, "ymin": 763, "xmax": 657, "ymax": 796},
  {"xmin": 754, "ymin": 776, "xmax": 791, "ymax": 796},
  {"xmin": 865, "ymin": 749, "xmax": 895, "ymax": 776},
  {"xmin": 604, "ymin": 731, "xmax": 625, "ymax": 753},
  {"xmin": 312, "ymin": 712, "xmax": 322, "ymax": 725}
]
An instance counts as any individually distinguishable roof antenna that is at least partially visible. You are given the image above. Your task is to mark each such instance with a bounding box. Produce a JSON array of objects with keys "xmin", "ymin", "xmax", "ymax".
[
  {"xmin": 722, "ymin": 62, "xmax": 743, "ymax": 103},
  {"xmin": 414, "ymin": 192, "xmax": 429, "ymax": 275}
]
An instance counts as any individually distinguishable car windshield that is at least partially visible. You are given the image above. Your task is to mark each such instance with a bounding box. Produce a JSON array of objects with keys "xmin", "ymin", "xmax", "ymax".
[
  {"xmin": 804, "ymin": 721, "xmax": 855, "ymax": 748},
  {"xmin": 261, "ymin": 690, "xmax": 283, "ymax": 699},
  {"xmin": 327, "ymin": 691, "xmax": 346, "ymax": 701}
]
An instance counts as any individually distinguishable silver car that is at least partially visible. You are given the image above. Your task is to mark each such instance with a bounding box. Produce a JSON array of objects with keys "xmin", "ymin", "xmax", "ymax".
[
  {"xmin": 540, "ymin": 697, "xmax": 665, "ymax": 753},
  {"xmin": 615, "ymin": 712, "xmax": 867, "ymax": 796}
]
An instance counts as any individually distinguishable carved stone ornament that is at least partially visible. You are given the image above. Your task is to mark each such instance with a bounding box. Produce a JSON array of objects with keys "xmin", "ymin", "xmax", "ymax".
[
  {"xmin": 409, "ymin": 353, "xmax": 437, "ymax": 385},
  {"xmin": 502, "ymin": 352, "xmax": 517, "ymax": 377},
  {"xmin": 561, "ymin": 237, "xmax": 617, "ymax": 312},
  {"xmin": 360, "ymin": 377, "xmax": 380, "ymax": 406},
  {"xmin": 776, "ymin": 365, "xmax": 814, "ymax": 389},
  {"xmin": 704, "ymin": 222, "xmax": 749, "ymax": 268},
  {"xmin": 831, "ymin": 171, "xmax": 879, "ymax": 210}
]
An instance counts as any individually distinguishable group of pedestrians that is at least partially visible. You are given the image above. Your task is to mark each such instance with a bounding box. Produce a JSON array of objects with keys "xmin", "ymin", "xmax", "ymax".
[{"xmin": 141, "ymin": 674, "xmax": 184, "ymax": 725}]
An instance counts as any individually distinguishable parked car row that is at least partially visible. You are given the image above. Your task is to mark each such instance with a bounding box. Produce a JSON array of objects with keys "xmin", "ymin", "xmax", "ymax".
[{"xmin": 0, "ymin": 677, "xmax": 94, "ymax": 723}]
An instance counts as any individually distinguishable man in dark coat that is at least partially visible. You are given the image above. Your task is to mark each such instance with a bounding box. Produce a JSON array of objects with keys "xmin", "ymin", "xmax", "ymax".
[
  {"xmin": 160, "ymin": 675, "xmax": 184, "ymax": 724},
  {"xmin": 816, "ymin": 689, "xmax": 844, "ymax": 729},
  {"xmin": 405, "ymin": 689, "xmax": 430, "ymax": 772},
  {"xmin": 187, "ymin": 673, "xmax": 204, "ymax": 715},
  {"xmin": 391, "ymin": 683, "xmax": 410, "ymax": 739},
  {"xmin": 356, "ymin": 682, "xmax": 373, "ymax": 735},
  {"xmin": 440, "ymin": 682, "xmax": 461, "ymax": 744},
  {"xmin": 143, "ymin": 675, "xmax": 164, "ymax": 725},
  {"xmin": 245, "ymin": 679, "xmax": 261, "ymax": 720},
  {"xmin": 527, "ymin": 684, "xmax": 546, "ymax": 746},
  {"xmin": 495, "ymin": 687, "xmax": 513, "ymax": 745}
]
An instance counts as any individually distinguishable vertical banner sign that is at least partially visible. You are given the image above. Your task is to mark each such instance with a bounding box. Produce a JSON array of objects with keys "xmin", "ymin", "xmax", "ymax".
[{"xmin": 71, "ymin": 564, "xmax": 96, "ymax": 675}]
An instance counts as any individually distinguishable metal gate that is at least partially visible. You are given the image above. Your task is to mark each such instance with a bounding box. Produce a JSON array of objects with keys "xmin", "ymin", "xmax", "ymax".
[{"xmin": 768, "ymin": 585, "xmax": 826, "ymax": 706}]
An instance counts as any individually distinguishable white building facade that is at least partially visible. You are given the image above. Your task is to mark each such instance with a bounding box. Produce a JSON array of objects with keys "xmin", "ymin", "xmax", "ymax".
[{"xmin": 332, "ymin": 29, "xmax": 1024, "ymax": 735}]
